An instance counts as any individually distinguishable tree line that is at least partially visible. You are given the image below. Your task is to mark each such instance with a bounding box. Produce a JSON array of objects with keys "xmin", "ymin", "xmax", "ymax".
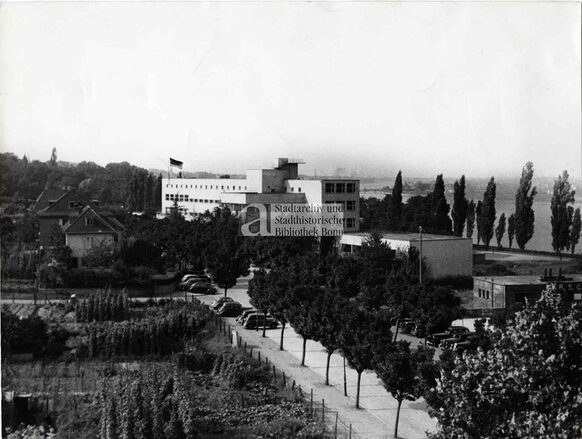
[
  {"xmin": 246, "ymin": 234, "xmax": 462, "ymax": 437},
  {"xmin": 248, "ymin": 238, "xmax": 581, "ymax": 438},
  {"xmin": 361, "ymin": 162, "xmax": 582, "ymax": 255},
  {"xmin": 0, "ymin": 150, "xmax": 162, "ymax": 214}
]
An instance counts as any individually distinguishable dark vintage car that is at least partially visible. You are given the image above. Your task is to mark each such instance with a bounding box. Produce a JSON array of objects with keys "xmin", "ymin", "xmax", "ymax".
[
  {"xmin": 440, "ymin": 331, "xmax": 476, "ymax": 350},
  {"xmin": 179, "ymin": 275, "xmax": 212, "ymax": 290},
  {"xmin": 243, "ymin": 314, "xmax": 278, "ymax": 330},
  {"xmin": 211, "ymin": 296, "xmax": 234, "ymax": 310},
  {"xmin": 427, "ymin": 326, "xmax": 470, "ymax": 348},
  {"xmin": 217, "ymin": 301, "xmax": 243, "ymax": 317},
  {"xmin": 188, "ymin": 281, "xmax": 217, "ymax": 295}
]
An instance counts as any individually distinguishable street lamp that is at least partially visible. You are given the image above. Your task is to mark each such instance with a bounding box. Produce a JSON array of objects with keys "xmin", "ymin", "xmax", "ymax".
[{"xmin": 419, "ymin": 226, "xmax": 423, "ymax": 284}]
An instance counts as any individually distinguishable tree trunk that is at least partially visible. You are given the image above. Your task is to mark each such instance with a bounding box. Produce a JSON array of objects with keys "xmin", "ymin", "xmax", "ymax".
[
  {"xmin": 325, "ymin": 350, "xmax": 333, "ymax": 385},
  {"xmin": 356, "ymin": 370, "xmax": 362, "ymax": 409},
  {"xmin": 393, "ymin": 319, "xmax": 400, "ymax": 343},
  {"xmin": 279, "ymin": 321, "xmax": 286, "ymax": 350},
  {"xmin": 262, "ymin": 313, "xmax": 267, "ymax": 338},
  {"xmin": 394, "ymin": 397, "xmax": 403, "ymax": 438},
  {"xmin": 301, "ymin": 337, "xmax": 307, "ymax": 366},
  {"xmin": 343, "ymin": 356, "xmax": 347, "ymax": 396},
  {"xmin": 223, "ymin": 288, "xmax": 228, "ymax": 297}
]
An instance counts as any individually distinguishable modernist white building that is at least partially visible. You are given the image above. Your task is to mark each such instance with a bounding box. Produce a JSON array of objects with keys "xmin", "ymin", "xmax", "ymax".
[
  {"xmin": 340, "ymin": 231, "xmax": 473, "ymax": 279},
  {"xmin": 161, "ymin": 158, "xmax": 360, "ymax": 232}
]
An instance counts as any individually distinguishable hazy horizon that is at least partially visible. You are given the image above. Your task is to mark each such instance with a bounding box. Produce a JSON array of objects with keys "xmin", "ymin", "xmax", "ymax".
[{"xmin": 1, "ymin": 2, "xmax": 580, "ymax": 180}]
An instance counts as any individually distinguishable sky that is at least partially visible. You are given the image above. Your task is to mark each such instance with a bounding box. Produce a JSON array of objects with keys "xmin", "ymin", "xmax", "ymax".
[{"xmin": 0, "ymin": 1, "xmax": 580, "ymax": 179}]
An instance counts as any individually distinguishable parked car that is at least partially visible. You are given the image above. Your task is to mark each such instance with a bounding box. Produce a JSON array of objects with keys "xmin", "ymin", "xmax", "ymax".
[
  {"xmin": 211, "ymin": 296, "xmax": 234, "ymax": 310},
  {"xmin": 179, "ymin": 275, "xmax": 212, "ymax": 290},
  {"xmin": 236, "ymin": 309, "xmax": 259, "ymax": 324},
  {"xmin": 180, "ymin": 274, "xmax": 198, "ymax": 283},
  {"xmin": 188, "ymin": 281, "xmax": 217, "ymax": 295},
  {"xmin": 440, "ymin": 331, "xmax": 476, "ymax": 350},
  {"xmin": 243, "ymin": 313, "xmax": 278, "ymax": 330},
  {"xmin": 427, "ymin": 326, "xmax": 470, "ymax": 348},
  {"xmin": 217, "ymin": 301, "xmax": 243, "ymax": 317}
]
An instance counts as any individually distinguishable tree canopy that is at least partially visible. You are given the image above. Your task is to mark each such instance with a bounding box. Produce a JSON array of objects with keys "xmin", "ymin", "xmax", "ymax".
[
  {"xmin": 514, "ymin": 162, "xmax": 537, "ymax": 250},
  {"xmin": 428, "ymin": 288, "xmax": 582, "ymax": 439},
  {"xmin": 551, "ymin": 170, "xmax": 576, "ymax": 256}
]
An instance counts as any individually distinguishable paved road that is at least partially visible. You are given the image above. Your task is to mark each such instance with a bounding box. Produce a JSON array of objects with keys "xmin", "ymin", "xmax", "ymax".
[{"xmin": 196, "ymin": 276, "xmax": 438, "ymax": 439}]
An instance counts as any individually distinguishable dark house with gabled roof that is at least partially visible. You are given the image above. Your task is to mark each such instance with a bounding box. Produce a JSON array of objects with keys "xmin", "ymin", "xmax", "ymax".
[
  {"xmin": 62, "ymin": 206, "xmax": 125, "ymax": 267},
  {"xmin": 33, "ymin": 188, "xmax": 99, "ymax": 247},
  {"xmin": 31, "ymin": 188, "xmax": 125, "ymax": 266}
]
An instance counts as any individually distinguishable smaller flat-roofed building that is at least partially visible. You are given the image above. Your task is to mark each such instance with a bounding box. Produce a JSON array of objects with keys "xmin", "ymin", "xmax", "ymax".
[
  {"xmin": 340, "ymin": 231, "xmax": 473, "ymax": 279},
  {"xmin": 474, "ymin": 272, "xmax": 582, "ymax": 310}
]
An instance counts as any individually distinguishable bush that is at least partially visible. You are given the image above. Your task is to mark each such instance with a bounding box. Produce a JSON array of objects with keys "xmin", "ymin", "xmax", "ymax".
[
  {"xmin": 38, "ymin": 263, "xmax": 66, "ymax": 288},
  {"xmin": 63, "ymin": 269, "xmax": 122, "ymax": 288},
  {"xmin": 1, "ymin": 309, "xmax": 48, "ymax": 358},
  {"xmin": 175, "ymin": 349, "xmax": 216, "ymax": 373},
  {"xmin": 130, "ymin": 265, "xmax": 156, "ymax": 286}
]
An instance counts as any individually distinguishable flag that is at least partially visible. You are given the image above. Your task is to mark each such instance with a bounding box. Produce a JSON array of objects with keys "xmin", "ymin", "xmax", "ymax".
[{"xmin": 170, "ymin": 158, "xmax": 183, "ymax": 169}]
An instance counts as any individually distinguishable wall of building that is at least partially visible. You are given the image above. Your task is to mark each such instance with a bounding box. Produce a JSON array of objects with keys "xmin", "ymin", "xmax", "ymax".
[
  {"xmin": 161, "ymin": 173, "xmax": 361, "ymax": 233},
  {"xmin": 340, "ymin": 234, "xmax": 472, "ymax": 279},
  {"xmin": 416, "ymin": 238, "xmax": 473, "ymax": 279},
  {"xmin": 66, "ymin": 233, "xmax": 115, "ymax": 266},
  {"xmin": 162, "ymin": 178, "xmax": 247, "ymax": 217}
]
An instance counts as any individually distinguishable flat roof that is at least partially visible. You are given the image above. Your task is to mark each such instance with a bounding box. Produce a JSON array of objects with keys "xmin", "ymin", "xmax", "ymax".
[
  {"xmin": 343, "ymin": 231, "xmax": 469, "ymax": 242},
  {"xmin": 474, "ymin": 274, "xmax": 582, "ymax": 285}
]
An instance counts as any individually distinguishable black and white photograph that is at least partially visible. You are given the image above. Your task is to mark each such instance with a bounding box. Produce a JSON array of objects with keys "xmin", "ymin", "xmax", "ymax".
[{"xmin": 1, "ymin": 1, "xmax": 581, "ymax": 438}]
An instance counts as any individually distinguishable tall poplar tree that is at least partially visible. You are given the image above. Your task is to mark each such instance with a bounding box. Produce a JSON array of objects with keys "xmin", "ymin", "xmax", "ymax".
[
  {"xmin": 154, "ymin": 173, "xmax": 163, "ymax": 212},
  {"xmin": 430, "ymin": 174, "xmax": 452, "ymax": 235},
  {"xmin": 480, "ymin": 178, "xmax": 497, "ymax": 249},
  {"xmin": 570, "ymin": 208, "xmax": 582, "ymax": 255},
  {"xmin": 551, "ymin": 170, "xmax": 575, "ymax": 257},
  {"xmin": 452, "ymin": 175, "xmax": 469, "ymax": 237},
  {"xmin": 466, "ymin": 200, "xmax": 476, "ymax": 239},
  {"xmin": 514, "ymin": 162, "xmax": 537, "ymax": 249},
  {"xmin": 507, "ymin": 213, "xmax": 516, "ymax": 249},
  {"xmin": 495, "ymin": 213, "xmax": 506, "ymax": 249},
  {"xmin": 389, "ymin": 171, "xmax": 403, "ymax": 230},
  {"xmin": 475, "ymin": 201, "xmax": 483, "ymax": 245}
]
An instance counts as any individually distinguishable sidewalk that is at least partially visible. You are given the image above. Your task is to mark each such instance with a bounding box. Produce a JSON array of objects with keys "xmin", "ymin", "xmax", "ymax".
[{"xmin": 195, "ymin": 277, "xmax": 438, "ymax": 439}]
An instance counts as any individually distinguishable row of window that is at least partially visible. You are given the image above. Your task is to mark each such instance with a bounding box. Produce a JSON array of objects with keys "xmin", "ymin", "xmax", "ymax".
[
  {"xmin": 166, "ymin": 194, "xmax": 220, "ymax": 203},
  {"xmin": 167, "ymin": 183, "xmax": 246, "ymax": 191},
  {"xmin": 325, "ymin": 182, "xmax": 357, "ymax": 194},
  {"xmin": 478, "ymin": 289, "xmax": 490, "ymax": 300},
  {"xmin": 324, "ymin": 200, "xmax": 356, "ymax": 211}
]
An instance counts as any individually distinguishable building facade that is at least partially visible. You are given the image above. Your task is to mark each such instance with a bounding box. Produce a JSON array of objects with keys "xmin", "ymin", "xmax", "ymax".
[
  {"xmin": 473, "ymin": 272, "xmax": 582, "ymax": 310},
  {"xmin": 340, "ymin": 231, "xmax": 473, "ymax": 279},
  {"xmin": 161, "ymin": 158, "xmax": 360, "ymax": 232},
  {"xmin": 63, "ymin": 206, "xmax": 125, "ymax": 267}
]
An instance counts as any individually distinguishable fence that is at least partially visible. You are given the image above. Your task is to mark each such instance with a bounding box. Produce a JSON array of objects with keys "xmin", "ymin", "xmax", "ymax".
[{"xmin": 201, "ymin": 298, "xmax": 363, "ymax": 439}]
